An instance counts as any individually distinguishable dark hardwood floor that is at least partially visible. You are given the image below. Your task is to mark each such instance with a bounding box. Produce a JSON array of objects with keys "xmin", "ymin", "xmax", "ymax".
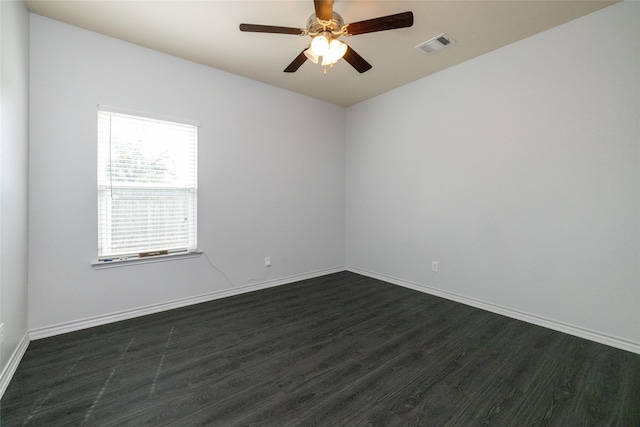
[{"xmin": 2, "ymin": 271, "xmax": 639, "ymax": 426}]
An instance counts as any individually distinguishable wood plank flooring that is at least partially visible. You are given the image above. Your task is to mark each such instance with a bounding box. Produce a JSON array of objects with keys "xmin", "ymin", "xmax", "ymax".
[{"xmin": 2, "ymin": 271, "xmax": 639, "ymax": 426}]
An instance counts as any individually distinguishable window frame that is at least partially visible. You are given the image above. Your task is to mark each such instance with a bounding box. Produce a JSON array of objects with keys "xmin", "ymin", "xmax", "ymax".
[{"xmin": 94, "ymin": 105, "xmax": 200, "ymax": 267}]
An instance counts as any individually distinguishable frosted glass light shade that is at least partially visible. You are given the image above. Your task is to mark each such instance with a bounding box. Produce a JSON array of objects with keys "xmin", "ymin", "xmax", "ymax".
[
  {"xmin": 311, "ymin": 34, "xmax": 330, "ymax": 56},
  {"xmin": 321, "ymin": 39, "xmax": 348, "ymax": 65},
  {"xmin": 329, "ymin": 39, "xmax": 347, "ymax": 61},
  {"xmin": 304, "ymin": 47, "xmax": 320, "ymax": 64}
]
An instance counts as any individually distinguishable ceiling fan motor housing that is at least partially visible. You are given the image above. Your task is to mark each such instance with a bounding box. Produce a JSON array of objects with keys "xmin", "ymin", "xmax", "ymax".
[{"xmin": 306, "ymin": 12, "xmax": 344, "ymax": 36}]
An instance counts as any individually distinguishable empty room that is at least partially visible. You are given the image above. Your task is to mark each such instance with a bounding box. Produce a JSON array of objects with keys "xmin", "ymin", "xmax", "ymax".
[{"xmin": 1, "ymin": 0, "xmax": 638, "ymax": 425}]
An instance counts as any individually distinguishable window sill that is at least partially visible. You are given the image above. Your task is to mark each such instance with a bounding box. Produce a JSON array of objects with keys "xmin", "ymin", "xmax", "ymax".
[{"xmin": 92, "ymin": 251, "xmax": 202, "ymax": 270}]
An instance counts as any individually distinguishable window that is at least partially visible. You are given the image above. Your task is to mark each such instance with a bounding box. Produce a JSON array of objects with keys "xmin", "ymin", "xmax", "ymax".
[{"xmin": 97, "ymin": 106, "xmax": 198, "ymax": 261}]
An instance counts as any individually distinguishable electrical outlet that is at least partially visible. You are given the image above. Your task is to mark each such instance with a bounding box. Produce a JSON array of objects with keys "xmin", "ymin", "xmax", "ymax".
[
  {"xmin": 265, "ymin": 257, "xmax": 271, "ymax": 267},
  {"xmin": 432, "ymin": 261, "xmax": 439, "ymax": 272}
]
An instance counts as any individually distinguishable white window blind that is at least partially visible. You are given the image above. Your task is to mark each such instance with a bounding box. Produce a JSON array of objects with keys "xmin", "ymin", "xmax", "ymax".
[{"xmin": 97, "ymin": 107, "xmax": 198, "ymax": 259}]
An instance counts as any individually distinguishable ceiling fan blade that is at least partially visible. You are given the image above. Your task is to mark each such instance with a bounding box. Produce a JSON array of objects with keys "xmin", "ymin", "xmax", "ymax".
[
  {"xmin": 239, "ymin": 23, "xmax": 305, "ymax": 35},
  {"xmin": 343, "ymin": 45, "xmax": 372, "ymax": 73},
  {"xmin": 284, "ymin": 50, "xmax": 308, "ymax": 73},
  {"xmin": 345, "ymin": 11, "xmax": 414, "ymax": 36},
  {"xmin": 314, "ymin": 0, "xmax": 333, "ymax": 21}
]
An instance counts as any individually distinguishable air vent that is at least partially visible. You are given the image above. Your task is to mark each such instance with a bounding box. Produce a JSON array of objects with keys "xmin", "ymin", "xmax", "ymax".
[{"xmin": 416, "ymin": 33, "xmax": 455, "ymax": 55}]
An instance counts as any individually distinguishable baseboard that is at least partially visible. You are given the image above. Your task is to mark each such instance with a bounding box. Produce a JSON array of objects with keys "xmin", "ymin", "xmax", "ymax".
[
  {"xmin": 347, "ymin": 266, "xmax": 640, "ymax": 355},
  {"xmin": 29, "ymin": 266, "xmax": 345, "ymax": 341},
  {"xmin": 0, "ymin": 332, "xmax": 30, "ymax": 399},
  {"xmin": 29, "ymin": 264, "xmax": 638, "ymax": 353}
]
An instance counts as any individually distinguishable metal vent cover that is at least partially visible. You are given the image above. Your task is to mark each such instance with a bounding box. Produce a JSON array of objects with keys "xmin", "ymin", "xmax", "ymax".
[{"xmin": 416, "ymin": 33, "xmax": 455, "ymax": 55}]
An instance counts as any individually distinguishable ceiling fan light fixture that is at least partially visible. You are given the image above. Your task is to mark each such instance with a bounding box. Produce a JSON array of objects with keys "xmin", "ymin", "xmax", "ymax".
[{"xmin": 310, "ymin": 33, "xmax": 347, "ymax": 67}]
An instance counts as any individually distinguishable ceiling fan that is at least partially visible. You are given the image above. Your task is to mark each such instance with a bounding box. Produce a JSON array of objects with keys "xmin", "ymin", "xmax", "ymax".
[{"xmin": 239, "ymin": 0, "xmax": 413, "ymax": 73}]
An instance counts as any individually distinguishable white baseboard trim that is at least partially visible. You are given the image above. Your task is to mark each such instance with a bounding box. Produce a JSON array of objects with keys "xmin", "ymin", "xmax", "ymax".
[
  {"xmin": 0, "ymin": 332, "xmax": 30, "ymax": 399},
  {"xmin": 347, "ymin": 266, "xmax": 640, "ymax": 355},
  {"xmin": 29, "ymin": 266, "xmax": 345, "ymax": 341}
]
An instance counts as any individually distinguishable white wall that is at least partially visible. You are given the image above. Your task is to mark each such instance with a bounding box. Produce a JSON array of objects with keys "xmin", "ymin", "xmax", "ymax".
[
  {"xmin": 346, "ymin": 2, "xmax": 640, "ymax": 349},
  {"xmin": 0, "ymin": 0, "xmax": 30, "ymax": 376},
  {"xmin": 28, "ymin": 14, "xmax": 345, "ymax": 332}
]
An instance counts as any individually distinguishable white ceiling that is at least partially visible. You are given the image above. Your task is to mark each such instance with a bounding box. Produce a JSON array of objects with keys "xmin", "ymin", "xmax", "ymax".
[{"xmin": 26, "ymin": 0, "xmax": 618, "ymax": 107}]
